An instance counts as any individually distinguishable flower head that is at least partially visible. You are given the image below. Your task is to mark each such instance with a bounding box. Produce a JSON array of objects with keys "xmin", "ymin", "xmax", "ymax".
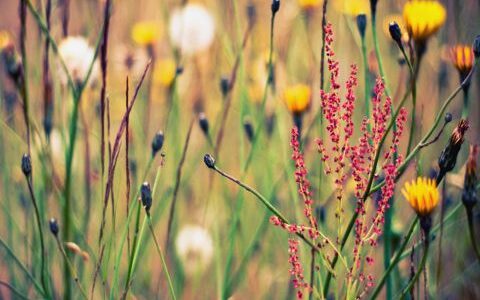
[
  {"xmin": 403, "ymin": 0, "xmax": 446, "ymax": 42},
  {"xmin": 450, "ymin": 45, "xmax": 474, "ymax": 78},
  {"xmin": 462, "ymin": 145, "xmax": 478, "ymax": 209},
  {"xmin": 153, "ymin": 58, "xmax": 176, "ymax": 87},
  {"xmin": 284, "ymin": 84, "xmax": 311, "ymax": 115},
  {"xmin": 58, "ymin": 36, "xmax": 100, "ymax": 86},
  {"xmin": 333, "ymin": 0, "xmax": 370, "ymax": 16},
  {"xmin": 402, "ymin": 177, "xmax": 439, "ymax": 217},
  {"xmin": 169, "ymin": 4, "xmax": 215, "ymax": 55},
  {"xmin": 0, "ymin": 31, "xmax": 12, "ymax": 50},
  {"xmin": 175, "ymin": 225, "xmax": 214, "ymax": 275},
  {"xmin": 131, "ymin": 21, "xmax": 161, "ymax": 47},
  {"xmin": 298, "ymin": 0, "xmax": 322, "ymax": 10}
]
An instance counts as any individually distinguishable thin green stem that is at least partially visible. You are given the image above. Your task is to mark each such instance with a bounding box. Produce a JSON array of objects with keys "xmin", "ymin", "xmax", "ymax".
[
  {"xmin": 461, "ymin": 90, "xmax": 470, "ymax": 119},
  {"xmin": 25, "ymin": 176, "xmax": 49, "ymax": 296},
  {"xmin": 147, "ymin": 217, "xmax": 177, "ymax": 300},
  {"xmin": 370, "ymin": 218, "xmax": 419, "ymax": 299},
  {"xmin": 466, "ymin": 208, "xmax": 480, "ymax": 262},
  {"xmin": 398, "ymin": 239, "xmax": 430, "ymax": 299}
]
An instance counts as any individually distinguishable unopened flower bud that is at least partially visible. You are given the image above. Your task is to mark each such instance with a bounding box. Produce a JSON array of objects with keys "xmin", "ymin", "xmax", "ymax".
[
  {"xmin": 243, "ymin": 118, "xmax": 254, "ymax": 142},
  {"xmin": 204, "ymin": 154, "xmax": 215, "ymax": 169},
  {"xmin": 437, "ymin": 119, "xmax": 469, "ymax": 183},
  {"xmin": 220, "ymin": 76, "xmax": 230, "ymax": 96},
  {"xmin": 370, "ymin": 0, "xmax": 378, "ymax": 16},
  {"xmin": 21, "ymin": 153, "xmax": 31, "ymax": 177},
  {"xmin": 462, "ymin": 145, "xmax": 478, "ymax": 210},
  {"xmin": 389, "ymin": 22, "xmax": 403, "ymax": 47},
  {"xmin": 151, "ymin": 131, "xmax": 164, "ymax": 157},
  {"xmin": 247, "ymin": 3, "xmax": 257, "ymax": 25},
  {"xmin": 356, "ymin": 14, "xmax": 367, "ymax": 38},
  {"xmin": 271, "ymin": 0, "xmax": 280, "ymax": 14},
  {"xmin": 473, "ymin": 35, "xmax": 480, "ymax": 59},
  {"xmin": 141, "ymin": 182, "xmax": 152, "ymax": 214},
  {"xmin": 198, "ymin": 112, "xmax": 209, "ymax": 135},
  {"xmin": 444, "ymin": 112, "xmax": 453, "ymax": 123},
  {"xmin": 49, "ymin": 218, "xmax": 59, "ymax": 236}
]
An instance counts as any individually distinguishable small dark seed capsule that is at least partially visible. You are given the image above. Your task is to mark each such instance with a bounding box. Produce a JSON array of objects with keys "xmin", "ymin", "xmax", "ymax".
[
  {"xmin": 49, "ymin": 218, "xmax": 59, "ymax": 236},
  {"xmin": 247, "ymin": 3, "xmax": 257, "ymax": 25},
  {"xmin": 151, "ymin": 131, "xmax": 165, "ymax": 157},
  {"xmin": 370, "ymin": 0, "xmax": 378, "ymax": 16},
  {"xmin": 271, "ymin": 0, "xmax": 280, "ymax": 14},
  {"xmin": 176, "ymin": 66, "xmax": 184, "ymax": 75},
  {"xmin": 473, "ymin": 35, "xmax": 480, "ymax": 58},
  {"xmin": 243, "ymin": 119, "xmax": 254, "ymax": 142},
  {"xmin": 388, "ymin": 22, "xmax": 403, "ymax": 47},
  {"xmin": 204, "ymin": 154, "xmax": 215, "ymax": 169},
  {"xmin": 444, "ymin": 112, "xmax": 453, "ymax": 123},
  {"xmin": 21, "ymin": 153, "xmax": 32, "ymax": 177},
  {"xmin": 141, "ymin": 182, "xmax": 152, "ymax": 214},
  {"xmin": 199, "ymin": 112, "xmax": 209, "ymax": 135},
  {"xmin": 220, "ymin": 76, "xmax": 230, "ymax": 96},
  {"xmin": 356, "ymin": 14, "xmax": 367, "ymax": 38}
]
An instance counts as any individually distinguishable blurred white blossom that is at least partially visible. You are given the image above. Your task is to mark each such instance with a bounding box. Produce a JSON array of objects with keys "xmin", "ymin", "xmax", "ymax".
[
  {"xmin": 169, "ymin": 4, "xmax": 215, "ymax": 55},
  {"xmin": 175, "ymin": 225, "xmax": 214, "ymax": 275},
  {"xmin": 58, "ymin": 36, "xmax": 99, "ymax": 86}
]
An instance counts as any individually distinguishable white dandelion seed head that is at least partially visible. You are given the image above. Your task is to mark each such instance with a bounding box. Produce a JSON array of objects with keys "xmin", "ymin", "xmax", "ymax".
[
  {"xmin": 169, "ymin": 4, "xmax": 215, "ymax": 56},
  {"xmin": 175, "ymin": 224, "xmax": 214, "ymax": 276},
  {"xmin": 57, "ymin": 36, "xmax": 99, "ymax": 86}
]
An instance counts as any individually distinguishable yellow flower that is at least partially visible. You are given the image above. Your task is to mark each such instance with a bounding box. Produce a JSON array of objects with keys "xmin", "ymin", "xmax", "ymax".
[
  {"xmin": 284, "ymin": 84, "xmax": 311, "ymax": 114},
  {"xmin": 131, "ymin": 21, "xmax": 161, "ymax": 46},
  {"xmin": 153, "ymin": 59, "xmax": 176, "ymax": 87},
  {"xmin": 403, "ymin": 0, "xmax": 446, "ymax": 42},
  {"xmin": 402, "ymin": 177, "xmax": 439, "ymax": 217},
  {"xmin": 0, "ymin": 30, "xmax": 12, "ymax": 50},
  {"xmin": 450, "ymin": 45, "xmax": 474, "ymax": 76},
  {"xmin": 298, "ymin": 0, "xmax": 322, "ymax": 10},
  {"xmin": 333, "ymin": 0, "xmax": 369, "ymax": 16}
]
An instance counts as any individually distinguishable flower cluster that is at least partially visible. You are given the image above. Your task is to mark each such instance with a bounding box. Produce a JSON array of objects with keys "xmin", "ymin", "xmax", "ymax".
[{"xmin": 271, "ymin": 22, "xmax": 407, "ymax": 298}]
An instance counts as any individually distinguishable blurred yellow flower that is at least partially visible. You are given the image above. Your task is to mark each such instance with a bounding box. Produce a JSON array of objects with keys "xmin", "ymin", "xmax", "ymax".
[
  {"xmin": 0, "ymin": 31, "xmax": 12, "ymax": 50},
  {"xmin": 131, "ymin": 21, "xmax": 161, "ymax": 46},
  {"xmin": 298, "ymin": 0, "xmax": 322, "ymax": 10},
  {"xmin": 403, "ymin": 0, "xmax": 446, "ymax": 42},
  {"xmin": 284, "ymin": 84, "xmax": 311, "ymax": 114},
  {"xmin": 153, "ymin": 58, "xmax": 176, "ymax": 87},
  {"xmin": 333, "ymin": 0, "xmax": 369, "ymax": 16},
  {"xmin": 402, "ymin": 177, "xmax": 439, "ymax": 217},
  {"xmin": 450, "ymin": 45, "xmax": 474, "ymax": 76}
]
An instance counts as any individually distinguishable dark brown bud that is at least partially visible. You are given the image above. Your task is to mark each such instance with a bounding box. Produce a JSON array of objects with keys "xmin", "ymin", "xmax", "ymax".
[
  {"xmin": 389, "ymin": 22, "xmax": 403, "ymax": 47},
  {"xmin": 220, "ymin": 76, "xmax": 230, "ymax": 96},
  {"xmin": 204, "ymin": 154, "xmax": 215, "ymax": 169},
  {"xmin": 21, "ymin": 153, "xmax": 31, "ymax": 177},
  {"xmin": 356, "ymin": 14, "xmax": 367, "ymax": 38},
  {"xmin": 198, "ymin": 112, "xmax": 209, "ymax": 135},
  {"xmin": 151, "ymin": 131, "xmax": 164, "ymax": 157},
  {"xmin": 49, "ymin": 218, "xmax": 59, "ymax": 236},
  {"xmin": 437, "ymin": 119, "xmax": 469, "ymax": 183},
  {"xmin": 462, "ymin": 145, "xmax": 478, "ymax": 210},
  {"xmin": 473, "ymin": 35, "xmax": 480, "ymax": 59},
  {"xmin": 243, "ymin": 118, "xmax": 254, "ymax": 142},
  {"xmin": 141, "ymin": 182, "xmax": 152, "ymax": 214},
  {"xmin": 271, "ymin": 0, "xmax": 280, "ymax": 14}
]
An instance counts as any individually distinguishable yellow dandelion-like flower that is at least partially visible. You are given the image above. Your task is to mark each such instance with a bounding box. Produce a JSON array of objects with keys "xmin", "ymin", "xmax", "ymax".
[
  {"xmin": 402, "ymin": 177, "xmax": 440, "ymax": 217},
  {"xmin": 298, "ymin": 0, "xmax": 322, "ymax": 10},
  {"xmin": 284, "ymin": 84, "xmax": 311, "ymax": 114},
  {"xmin": 0, "ymin": 31, "xmax": 12, "ymax": 50},
  {"xmin": 131, "ymin": 21, "xmax": 161, "ymax": 47},
  {"xmin": 333, "ymin": 0, "xmax": 370, "ymax": 16},
  {"xmin": 153, "ymin": 59, "xmax": 176, "ymax": 87},
  {"xmin": 403, "ymin": 0, "xmax": 446, "ymax": 42},
  {"xmin": 450, "ymin": 45, "xmax": 474, "ymax": 76}
]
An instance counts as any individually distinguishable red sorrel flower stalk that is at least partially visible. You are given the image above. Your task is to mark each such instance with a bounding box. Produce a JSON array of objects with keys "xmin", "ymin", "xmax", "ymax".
[{"xmin": 270, "ymin": 22, "xmax": 407, "ymax": 299}]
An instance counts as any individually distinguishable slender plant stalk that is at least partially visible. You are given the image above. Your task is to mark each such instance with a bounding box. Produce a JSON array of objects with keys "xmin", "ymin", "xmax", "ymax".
[
  {"xmin": 24, "ymin": 174, "xmax": 49, "ymax": 296},
  {"xmin": 165, "ymin": 118, "xmax": 194, "ymax": 250},
  {"xmin": 398, "ymin": 240, "xmax": 430, "ymax": 299},
  {"xmin": 19, "ymin": 0, "xmax": 31, "ymax": 156},
  {"xmin": 466, "ymin": 208, "xmax": 480, "ymax": 262},
  {"xmin": 54, "ymin": 237, "xmax": 88, "ymax": 299},
  {"xmin": 147, "ymin": 217, "xmax": 177, "ymax": 300}
]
